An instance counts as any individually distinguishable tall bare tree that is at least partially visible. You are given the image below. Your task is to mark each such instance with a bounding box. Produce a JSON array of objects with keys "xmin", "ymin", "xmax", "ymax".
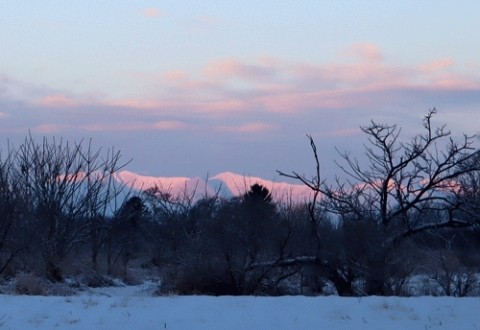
[
  {"xmin": 0, "ymin": 145, "xmax": 27, "ymax": 275},
  {"xmin": 279, "ymin": 109, "xmax": 480, "ymax": 294},
  {"xmin": 10, "ymin": 134, "xmax": 129, "ymax": 280},
  {"xmin": 280, "ymin": 109, "xmax": 480, "ymax": 240}
]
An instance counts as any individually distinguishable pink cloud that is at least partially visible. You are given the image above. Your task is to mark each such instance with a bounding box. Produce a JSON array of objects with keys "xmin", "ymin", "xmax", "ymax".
[
  {"xmin": 218, "ymin": 122, "xmax": 277, "ymax": 133},
  {"xmin": 106, "ymin": 96, "xmax": 247, "ymax": 115},
  {"xmin": 101, "ymin": 51, "xmax": 479, "ymax": 119},
  {"xmin": 196, "ymin": 55, "xmax": 478, "ymax": 114},
  {"xmin": 291, "ymin": 60, "xmax": 412, "ymax": 90},
  {"xmin": 23, "ymin": 44, "xmax": 478, "ymax": 136},
  {"xmin": 106, "ymin": 99, "xmax": 166, "ymax": 109},
  {"xmin": 346, "ymin": 43, "xmax": 384, "ymax": 62},
  {"xmin": 256, "ymin": 88, "xmax": 372, "ymax": 113},
  {"xmin": 196, "ymin": 99, "xmax": 247, "ymax": 112},
  {"xmin": 203, "ymin": 59, "xmax": 245, "ymax": 78},
  {"xmin": 203, "ymin": 58, "xmax": 274, "ymax": 81},
  {"xmin": 32, "ymin": 123, "xmax": 70, "ymax": 133},
  {"xmin": 161, "ymin": 71, "xmax": 220, "ymax": 92},
  {"xmin": 163, "ymin": 70, "xmax": 189, "ymax": 83},
  {"xmin": 82, "ymin": 123, "xmax": 151, "ymax": 132},
  {"xmin": 37, "ymin": 94, "xmax": 81, "ymax": 107},
  {"xmin": 420, "ymin": 58, "xmax": 455, "ymax": 73},
  {"xmin": 140, "ymin": 8, "xmax": 163, "ymax": 18},
  {"xmin": 82, "ymin": 120, "xmax": 187, "ymax": 132},
  {"xmin": 426, "ymin": 76, "xmax": 480, "ymax": 90},
  {"xmin": 153, "ymin": 121, "xmax": 187, "ymax": 130}
]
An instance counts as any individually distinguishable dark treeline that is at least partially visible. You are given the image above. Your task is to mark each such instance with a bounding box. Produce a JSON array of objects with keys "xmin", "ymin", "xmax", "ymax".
[{"xmin": 1, "ymin": 109, "xmax": 480, "ymax": 296}]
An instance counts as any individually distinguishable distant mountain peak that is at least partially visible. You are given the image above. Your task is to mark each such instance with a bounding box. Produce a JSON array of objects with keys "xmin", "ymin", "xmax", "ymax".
[
  {"xmin": 114, "ymin": 170, "xmax": 191, "ymax": 191},
  {"xmin": 115, "ymin": 170, "xmax": 313, "ymax": 203}
]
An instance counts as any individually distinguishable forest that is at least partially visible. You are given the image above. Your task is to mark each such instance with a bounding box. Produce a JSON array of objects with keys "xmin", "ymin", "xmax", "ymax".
[{"xmin": 1, "ymin": 109, "xmax": 479, "ymax": 296}]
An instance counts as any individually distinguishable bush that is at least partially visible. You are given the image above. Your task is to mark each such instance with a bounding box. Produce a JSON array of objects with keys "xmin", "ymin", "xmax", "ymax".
[
  {"xmin": 171, "ymin": 265, "xmax": 241, "ymax": 295},
  {"xmin": 81, "ymin": 274, "xmax": 118, "ymax": 288},
  {"xmin": 14, "ymin": 273, "xmax": 47, "ymax": 295}
]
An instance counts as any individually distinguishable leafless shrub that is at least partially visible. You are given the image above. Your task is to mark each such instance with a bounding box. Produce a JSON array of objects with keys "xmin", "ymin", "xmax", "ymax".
[
  {"xmin": 428, "ymin": 250, "xmax": 478, "ymax": 297},
  {"xmin": 81, "ymin": 273, "xmax": 118, "ymax": 288},
  {"xmin": 14, "ymin": 273, "xmax": 47, "ymax": 295}
]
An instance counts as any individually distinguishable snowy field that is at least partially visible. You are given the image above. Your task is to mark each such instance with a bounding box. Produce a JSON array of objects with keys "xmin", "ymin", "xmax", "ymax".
[{"xmin": 0, "ymin": 283, "xmax": 479, "ymax": 330}]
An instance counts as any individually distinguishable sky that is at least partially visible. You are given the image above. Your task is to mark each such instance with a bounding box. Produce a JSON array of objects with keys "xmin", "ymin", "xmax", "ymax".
[{"xmin": 1, "ymin": 1, "xmax": 479, "ymax": 180}]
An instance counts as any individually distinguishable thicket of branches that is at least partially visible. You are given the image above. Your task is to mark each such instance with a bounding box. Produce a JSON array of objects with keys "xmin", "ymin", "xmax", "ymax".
[{"xmin": 0, "ymin": 110, "xmax": 479, "ymax": 296}]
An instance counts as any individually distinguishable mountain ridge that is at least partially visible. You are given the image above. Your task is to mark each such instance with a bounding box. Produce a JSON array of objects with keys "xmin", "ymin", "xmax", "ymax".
[{"xmin": 114, "ymin": 170, "xmax": 313, "ymax": 203}]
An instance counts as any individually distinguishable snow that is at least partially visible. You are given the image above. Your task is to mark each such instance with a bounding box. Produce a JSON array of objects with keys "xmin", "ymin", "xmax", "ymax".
[
  {"xmin": 1, "ymin": 283, "xmax": 479, "ymax": 329},
  {"xmin": 210, "ymin": 171, "xmax": 313, "ymax": 202},
  {"xmin": 114, "ymin": 170, "xmax": 193, "ymax": 191},
  {"xmin": 114, "ymin": 170, "xmax": 313, "ymax": 203}
]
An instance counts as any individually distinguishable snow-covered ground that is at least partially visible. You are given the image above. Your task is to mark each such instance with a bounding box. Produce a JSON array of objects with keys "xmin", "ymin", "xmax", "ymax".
[{"xmin": 0, "ymin": 282, "xmax": 479, "ymax": 330}]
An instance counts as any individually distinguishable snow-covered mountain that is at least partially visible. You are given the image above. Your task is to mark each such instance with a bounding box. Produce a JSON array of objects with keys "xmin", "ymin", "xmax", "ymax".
[{"xmin": 114, "ymin": 170, "xmax": 313, "ymax": 203}]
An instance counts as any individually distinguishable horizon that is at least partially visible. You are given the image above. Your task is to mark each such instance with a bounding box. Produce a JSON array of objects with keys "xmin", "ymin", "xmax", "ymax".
[{"xmin": 1, "ymin": 2, "xmax": 479, "ymax": 180}]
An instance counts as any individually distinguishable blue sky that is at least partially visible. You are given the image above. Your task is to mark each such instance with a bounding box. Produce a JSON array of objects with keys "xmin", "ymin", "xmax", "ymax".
[{"xmin": 1, "ymin": 1, "xmax": 479, "ymax": 179}]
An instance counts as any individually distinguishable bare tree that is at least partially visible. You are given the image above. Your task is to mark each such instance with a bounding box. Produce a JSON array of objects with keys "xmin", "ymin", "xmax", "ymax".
[
  {"xmin": 9, "ymin": 134, "xmax": 129, "ymax": 280},
  {"xmin": 279, "ymin": 109, "xmax": 480, "ymax": 240},
  {"xmin": 454, "ymin": 151, "xmax": 480, "ymax": 226},
  {"xmin": 428, "ymin": 249, "xmax": 478, "ymax": 297},
  {"xmin": 105, "ymin": 196, "xmax": 148, "ymax": 278},
  {"xmin": 0, "ymin": 145, "xmax": 28, "ymax": 275},
  {"xmin": 278, "ymin": 109, "xmax": 480, "ymax": 294},
  {"xmin": 78, "ymin": 142, "xmax": 131, "ymax": 272}
]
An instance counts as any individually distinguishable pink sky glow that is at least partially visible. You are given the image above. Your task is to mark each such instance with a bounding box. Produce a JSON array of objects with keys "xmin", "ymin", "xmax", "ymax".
[{"xmin": 0, "ymin": 2, "xmax": 479, "ymax": 179}]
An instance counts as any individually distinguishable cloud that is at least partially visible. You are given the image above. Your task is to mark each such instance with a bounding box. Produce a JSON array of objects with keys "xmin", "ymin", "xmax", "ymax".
[
  {"xmin": 1, "ymin": 42, "xmax": 479, "ymax": 141},
  {"xmin": 176, "ymin": 49, "xmax": 478, "ymax": 115},
  {"xmin": 84, "ymin": 50, "xmax": 479, "ymax": 120},
  {"xmin": 32, "ymin": 123, "xmax": 70, "ymax": 133},
  {"xmin": 218, "ymin": 122, "xmax": 277, "ymax": 133},
  {"xmin": 37, "ymin": 94, "xmax": 82, "ymax": 107},
  {"xmin": 195, "ymin": 99, "xmax": 248, "ymax": 112},
  {"xmin": 0, "ymin": 74, "xmax": 45, "ymax": 103},
  {"xmin": 87, "ymin": 43, "xmax": 475, "ymax": 119},
  {"xmin": 106, "ymin": 99, "xmax": 165, "ymax": 109},
  {"xmin": 163, "ymin": 70, "xmax": 190, "ymax": 83},
  {"xmin": 346, "ymin": 43, "xmax": 384, "ymax": 62},
  {"xmin": 153, "ymin": 120, "xmax": 187, "ymax": 130},
  {"xmin": 82, "ymin": 123, "xmax": 151, "ymax": 132},
  {"xmin": 82, "ymin": 120, "xmax": 188, "ymax": 132},
  {"xmin": 420, "ymin": 59, "xmax": 455, "ymax": 73},
  {"xmin": 140, "ymin": 8, "xmax": 163, "ymax": 18},
  {"xmin": 203, "ymin": 58, "xmax": 276, "ymax": 81}
]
